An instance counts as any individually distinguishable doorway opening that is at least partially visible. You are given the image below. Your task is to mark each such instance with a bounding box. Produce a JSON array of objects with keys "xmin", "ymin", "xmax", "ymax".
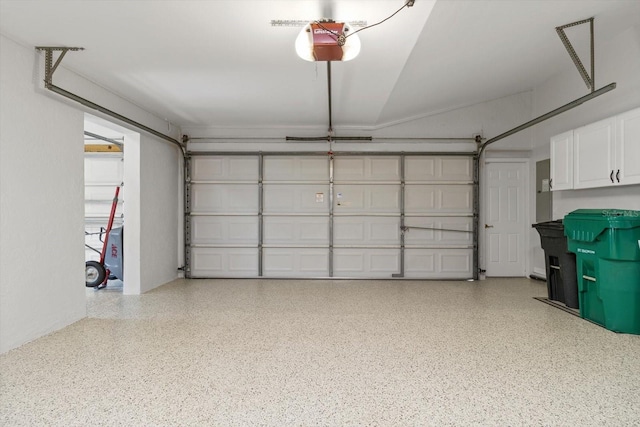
[{"xmin": 84, "ymin": 113, "xmax": 139, "ymax": 295}]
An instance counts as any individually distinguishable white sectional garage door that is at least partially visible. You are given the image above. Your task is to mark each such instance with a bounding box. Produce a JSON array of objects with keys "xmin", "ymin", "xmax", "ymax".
[
  {"xmin": 189, "ymin": 156, "xmax": 260, "ymax": 278},
  {"xmin": 333, "ymin": 156, "xmax": 401, "ymax": 277},
  {"xmin": 404, "ymin": 156, "xmax": 474, "ymax": 278},
  {"xmin": 263, "ymin": 156, "xmax": 330, "ymax": 277},
  {"xmin": 187, "ymin": 153, "xmax": 474, "ymax": 279},
  {"xmin": 84, "ymin": 153, "xmax": 123, "ymax": 262}
]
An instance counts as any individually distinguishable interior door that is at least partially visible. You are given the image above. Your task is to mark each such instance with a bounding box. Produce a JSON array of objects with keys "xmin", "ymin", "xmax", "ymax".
[{"xmin": 485, "ymin": 160, "xmax": 527, "ymax": 277}]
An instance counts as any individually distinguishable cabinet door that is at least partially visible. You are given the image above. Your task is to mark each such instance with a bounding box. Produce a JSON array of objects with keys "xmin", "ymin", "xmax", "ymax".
[
  {"xmin": 574, "ymin": 117, "xmax": 616, "ymax": 189},
  {"xmin": 550, "ymin": 130, "xmax": 573, "ymax": 191},
  {"xmin": 616, "ymin": 107, "xmax": 640, "ymax": 186}
]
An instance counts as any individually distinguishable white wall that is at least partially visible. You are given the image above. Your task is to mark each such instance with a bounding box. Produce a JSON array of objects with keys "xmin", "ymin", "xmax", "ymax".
[
  {"xmin": 0, "ymin": 35, "xmax": 86, "ymax": 353},
  {"xmin": 529, "ymin": 23, "xmax": 640, "ymax": 275},
  {"xmin": 53, "ymin": 45, "xmax": 183, "ymax": 295},
  {"xmin": 184, "ymin": 90, "xmax": 533, "ymax": 154},
  {"xmin": 141, "ymin": 135, "xmax": 180, "ymax": 292},
  {"xmin": 1, "ymin": 35, "xmax": 183, "ymax": 352},
  {"xmin": 124, "ymin": 133, "xmax": 180, "ymax": 295}
]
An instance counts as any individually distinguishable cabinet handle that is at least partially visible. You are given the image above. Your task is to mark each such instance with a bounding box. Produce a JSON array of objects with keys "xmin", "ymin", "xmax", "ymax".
[
  {"xmin": 616, "ymin": 169, "xmax": 620, "ymax": 183},
  {"xmin": 549, "ymin": 179, "xmax": 552, "ymax": 189},
  {"xmin": 610, "ymin": 170, "xmax": 614, "ymax": 183}
]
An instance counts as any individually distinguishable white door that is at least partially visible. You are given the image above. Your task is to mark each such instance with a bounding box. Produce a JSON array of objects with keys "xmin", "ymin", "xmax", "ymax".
[{"xmin": 485, "ymin": 160, "xmax": 527, "ymax": 277}]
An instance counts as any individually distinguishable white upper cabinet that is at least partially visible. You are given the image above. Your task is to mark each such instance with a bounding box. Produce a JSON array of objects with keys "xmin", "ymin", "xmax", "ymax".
[
  {"xmin": 574, "ymin": 117, "xmax": 616, "ymax": 189},
  {"xmin": 550, "ymin": 130, "xmax": 574, "ymax": 191},
  {"xmin": 616, "ymin": 107, "xmax": 640, "ymax": 186},
  {"xmin": 550, "ymin": 107, "xmax": 640, "ymax": 190}
]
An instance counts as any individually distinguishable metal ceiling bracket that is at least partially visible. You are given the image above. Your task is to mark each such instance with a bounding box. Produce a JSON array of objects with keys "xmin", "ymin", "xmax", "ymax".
[
  {"xmin": 34, "ymin": 46, "xmax": 185, "ymax": 151},
  {"xmin": 35, "ymin": 46, "xmax": 85, "ymax": 88},
  {"xmin": 556, "ymin": 18, "xmax": 595, "ymax": 92}
]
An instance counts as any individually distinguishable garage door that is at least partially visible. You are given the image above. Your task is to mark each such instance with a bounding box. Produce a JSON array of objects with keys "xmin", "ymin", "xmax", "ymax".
[
  {"xmin": 333, "ymin": 156, "xmax": 401, "ymax": 277},
  {"xmin": 262, "ymin": 156, "xmax": 330, "ymax": 277},
  {"xmin": 187, "ymin": 153, "xmax": 474, "ymax": 279},
  {"xmin": 84, "ymin": 153, "xmax": 124, "ymax": 261},
  {"xmin": 403, "ymin": 156, "xmax": 474, "ymax": 278},
  {"xmin": 189, "ymin": 156, "xmax": 259, "ymax": 278}
]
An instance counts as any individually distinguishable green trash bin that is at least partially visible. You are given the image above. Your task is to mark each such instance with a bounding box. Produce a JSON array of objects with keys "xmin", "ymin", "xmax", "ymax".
[{"xmin": 564, "ymin": 209, "xmax": 640, "ymax": 334}]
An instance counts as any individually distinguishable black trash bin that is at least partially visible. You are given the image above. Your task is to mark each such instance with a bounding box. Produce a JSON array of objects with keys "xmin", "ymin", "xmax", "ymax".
[{"xmin": 532, "ymin": 220, "xmax": 579, "ymax": 309}]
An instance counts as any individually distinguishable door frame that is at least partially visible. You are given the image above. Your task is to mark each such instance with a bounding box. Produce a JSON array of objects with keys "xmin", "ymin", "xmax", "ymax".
[{"xmin": 481, "ymin": 157, "xmax": 530, "ymax": 277}]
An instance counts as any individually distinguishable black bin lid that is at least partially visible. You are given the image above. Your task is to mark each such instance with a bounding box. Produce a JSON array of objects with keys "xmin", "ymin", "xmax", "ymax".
[{"xmin": 532, "ymin": 220, "xmax": 565, "ymax": 237}]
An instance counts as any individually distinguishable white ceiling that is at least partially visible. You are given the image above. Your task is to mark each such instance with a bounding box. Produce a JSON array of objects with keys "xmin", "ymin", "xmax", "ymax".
[{"xmin": 1, "ymin": 0, "xmax": 638, "ymax": 132}]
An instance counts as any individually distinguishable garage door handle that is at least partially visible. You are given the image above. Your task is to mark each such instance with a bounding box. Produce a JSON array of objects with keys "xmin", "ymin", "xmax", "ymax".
[{"xmin": 484, "ymin": 224, "xmax": 493, "ymax": 228}]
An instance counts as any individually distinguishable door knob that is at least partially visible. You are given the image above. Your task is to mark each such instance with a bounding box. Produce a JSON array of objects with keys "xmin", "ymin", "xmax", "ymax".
[{"xmin": 485, "ymin": 224, "xmax": 494, "ymax": 228}]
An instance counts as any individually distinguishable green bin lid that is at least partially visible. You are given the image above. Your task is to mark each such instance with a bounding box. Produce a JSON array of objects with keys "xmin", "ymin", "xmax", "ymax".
[{"xmin": 564, "ymin": 209, "xmax": 640, "ymax": 242}]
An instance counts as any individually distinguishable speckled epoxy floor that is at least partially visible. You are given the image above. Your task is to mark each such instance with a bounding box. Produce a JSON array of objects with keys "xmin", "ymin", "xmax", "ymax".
[{"xmin": 2, "ymin": 278, "xmax": 640, "ymax": 426}]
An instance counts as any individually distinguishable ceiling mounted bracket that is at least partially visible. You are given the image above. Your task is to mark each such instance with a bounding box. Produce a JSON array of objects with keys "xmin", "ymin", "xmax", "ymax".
[
  {"xmin": 34, "ymin": 45, "xmax": 185, "ymax": 151},
  {"xmin": 556, "ymin": 17, "xmax": 595, "ymax": 92},
  {"xmin": 35, "ymin": 46, "xmax": 84, "ymax": 88}
]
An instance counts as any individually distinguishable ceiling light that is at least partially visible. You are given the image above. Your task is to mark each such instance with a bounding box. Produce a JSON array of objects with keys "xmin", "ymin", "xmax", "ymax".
[{"xmin": 295, "ymin": 21, "xmax": 361, "ymax": 62}]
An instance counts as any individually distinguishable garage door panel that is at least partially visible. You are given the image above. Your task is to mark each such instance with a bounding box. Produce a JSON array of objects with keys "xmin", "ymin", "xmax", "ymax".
[
  {"xmin": 405, "ymin": 185, "xmax": 473, "ymax": 213},
  {"xmin": 85, "ymin": 185, "xmax": 124, "ymax": 202},
  {"xmin": 440, "ymin": 187, "xmax": 472, "ymax": 211},
  {"xmin": 263, "ymin": 216, "xmax": 329, "ymax": 245},
  {"xmin": 191, "ymin": 156, "xmax": 259, "ymax": 181},
  {"xmin": 263, "ymin": 184, "xmax": 329, "ymax": 213},
  {"xmin": 191, "ymin": 216, "xmax": 258, "ymax": 245},
  {"xmin": 440, "ymin": 157, "xmax": 473, "ymax": 181},
  {"xmin": 191, "ymin": 184, "xmax": 258, "ymax": 213},
  {"xmin": 263, "ymin": 248, "xmax": 329, "ymax": 277},
  {"xmin": 333, "ymin": 249, "xmax": 400, "ymax": 277},
  {"xmin": 442, "ymin": 252, "xmax": 472, "ymax": 273},
  {"xmin": 191, "ymin": 248, "xmax": 258, "ymax": 277},
  {"xmin": 85, "ymin": 155, "xmax": 123, "ymax": 184},
  {"xmin": 263, "ymin": 156, "xmax": 328, "ymax": 181},
  {"xmin": 405, "ymin": 157, "xmax": 437, "ymax": 181},
  {"xmin": 334, "ymin": 217, "xmax": 399, "ymax": 245},
  {"xmin": 334, "ymin": 156, "xmax": 400, "ymax": 181},
  {"xmin": 404, "ymin": 217, "xmax": 472, "ymax": 244},
  {"xmin": 405, "ymin": 249, "xmax": 472, "ymax": 278},
  {"xmin": 334, "ymin": 185, "xmax": 400, "ymax": 212},
  {"xmin": 84, "ymin": 202, "xmax": 123, "ymax": 218},
  {"xmin": 405, "ymin": 156, "xmax": 472, "ymax": 182}
]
